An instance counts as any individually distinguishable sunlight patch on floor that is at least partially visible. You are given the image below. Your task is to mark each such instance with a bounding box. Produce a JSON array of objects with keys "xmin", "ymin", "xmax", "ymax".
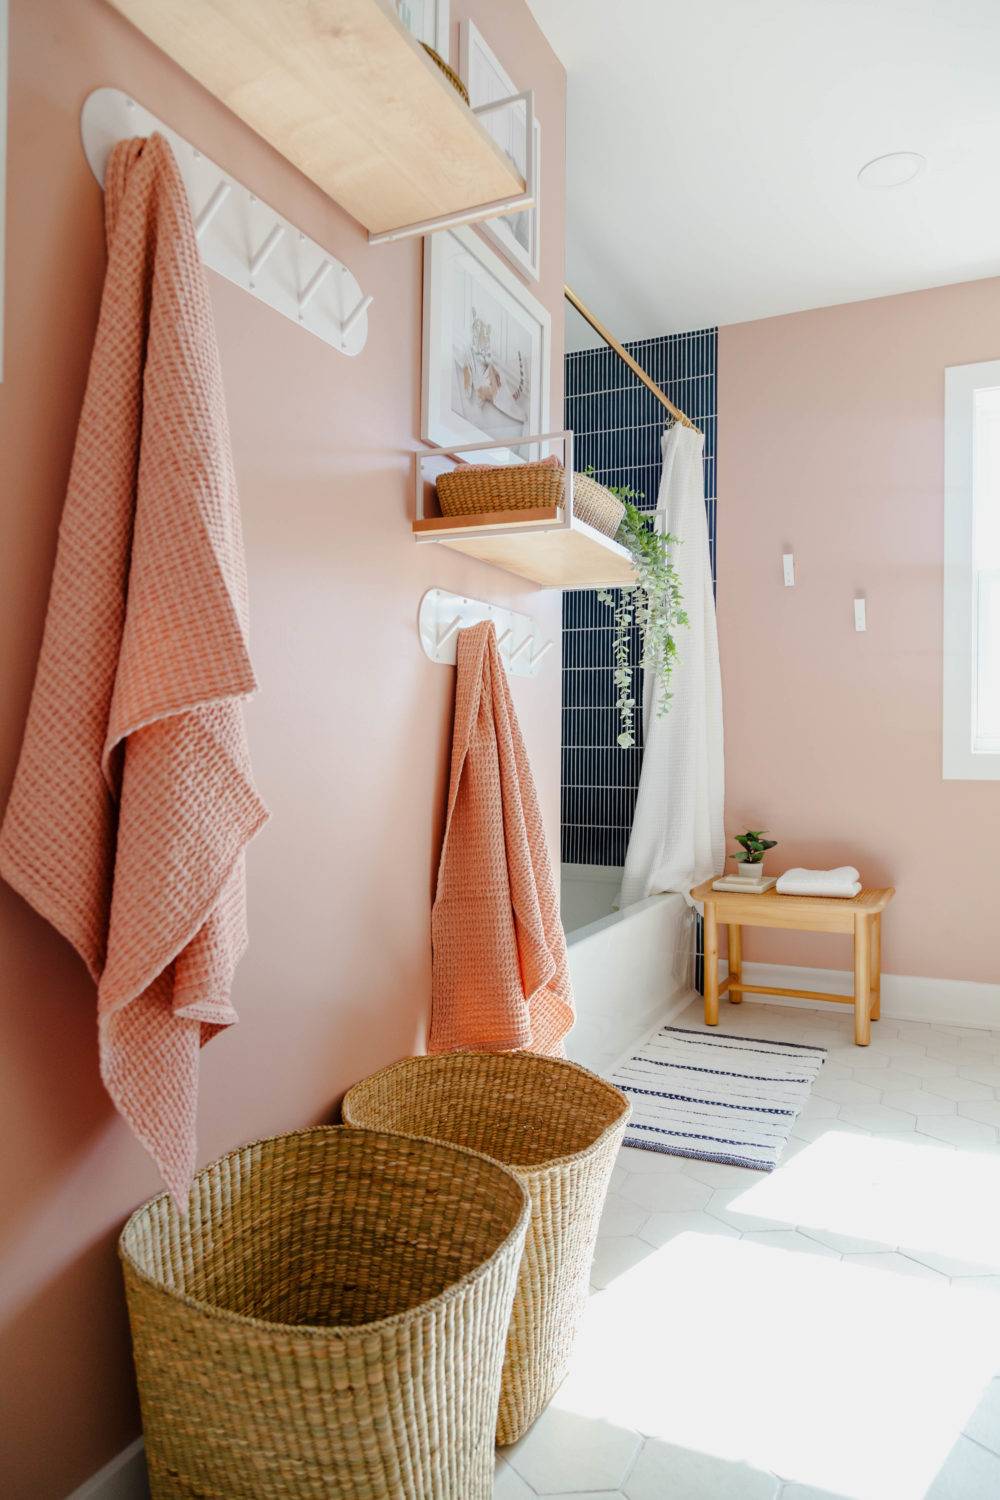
[
  {"xmin": 553, "ymin": 1231, "xmax": 1000, "ymax": 1500},
  {"xmin": 724, "ymin": 1130, "xmax": 1000, "ymax": 1272}
]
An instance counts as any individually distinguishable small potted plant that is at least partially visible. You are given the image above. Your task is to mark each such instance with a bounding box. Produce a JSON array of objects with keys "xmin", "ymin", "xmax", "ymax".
[{"xmin": 732, "ymin": 830, "xmax": 777, "ymax": 884}]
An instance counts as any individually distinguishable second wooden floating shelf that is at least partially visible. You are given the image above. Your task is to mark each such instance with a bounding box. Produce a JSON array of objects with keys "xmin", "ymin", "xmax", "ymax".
[
  {"xmin": 106, "ymin": 0, "xmax": 530, "ymax": 241},
  {"xmin": 412, "ymin": 509, "xmax": 636, "ymax": 590}
]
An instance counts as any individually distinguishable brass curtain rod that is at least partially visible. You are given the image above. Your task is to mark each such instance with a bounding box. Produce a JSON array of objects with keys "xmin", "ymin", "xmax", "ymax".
[{"xmin": 564, "ymin": 284, "xmax": 700, "ymax": 433}]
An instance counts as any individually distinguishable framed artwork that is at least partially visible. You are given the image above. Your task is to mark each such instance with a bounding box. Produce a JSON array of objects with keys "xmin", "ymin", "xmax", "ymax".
[
  {"xmin": 393, "ymin": 0, "xmax": 449, "ymax": 58},
  {"xmin": 422, "ymin": 225, "xmax": 551, "ymax": 460},
  {"xmin": 460, "ymin": 19, "xmax": 541, "ymax": 282}
]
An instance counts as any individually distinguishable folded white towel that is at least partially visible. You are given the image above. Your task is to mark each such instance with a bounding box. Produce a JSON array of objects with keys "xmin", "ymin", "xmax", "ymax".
[{"xmin": 776, "ymin": 866, "xmax": 861, "ymax": 898}]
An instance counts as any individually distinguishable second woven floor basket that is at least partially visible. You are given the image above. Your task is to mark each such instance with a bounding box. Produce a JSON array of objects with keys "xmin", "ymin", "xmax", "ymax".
[
  {"xmin": 343, "ymin": 1052, "xmax": 630, "ymax": 1444},
  {"xmin": 119, "ymin": 1125, "xmax": 530, "ymax": 1499}
]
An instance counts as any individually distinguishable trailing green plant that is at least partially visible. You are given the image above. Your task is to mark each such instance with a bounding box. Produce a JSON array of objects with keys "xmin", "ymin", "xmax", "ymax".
[
  {"xmin": 732, "ymin": 830, "xmax": 778, "ymax": 866},
  {"xmin": 594, "ymin": 478, "xmax": 687, "ymax": 749}
]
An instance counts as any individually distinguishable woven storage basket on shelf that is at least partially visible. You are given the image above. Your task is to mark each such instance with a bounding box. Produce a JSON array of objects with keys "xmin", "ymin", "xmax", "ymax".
[
  {"xmin": 343, "ymin": 1054, "xmax": 630, "ymax": 1445},
  {"xmin": 420, "ymin": 43, "xmax": 470, "ymax": 103},
  {"xmin": 436, "ymin": 458, "xmax": 626, "ymax": 540},
  {"xmin": 119, "ymin": 1125, "xmax": 529, "ymax": 1500}
]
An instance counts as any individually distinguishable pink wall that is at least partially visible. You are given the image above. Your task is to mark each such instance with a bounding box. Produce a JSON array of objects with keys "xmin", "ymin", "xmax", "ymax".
[
  {"xmin": 0, "ymin": 3, "xmax": 565, "ymax": 1494},
  {"xmin": 718, "ymin": 279, "xmax": 1000, "ymax": 984}
]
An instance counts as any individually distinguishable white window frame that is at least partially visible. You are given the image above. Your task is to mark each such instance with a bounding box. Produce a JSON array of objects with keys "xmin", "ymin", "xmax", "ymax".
[{"xmin": 943, "ymin": 359, "xmax": 1000, "ymax": 780}]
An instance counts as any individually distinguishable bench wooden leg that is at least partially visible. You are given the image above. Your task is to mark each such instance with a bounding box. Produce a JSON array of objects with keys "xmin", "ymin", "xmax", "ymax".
[
  {"xmin": 728, "ymin": 923, "xmax": 742, "ymax": 1003},
  {"xmin": 854, "ymin": 913, "xmax": 871, "ymax": 1046},
  {"xmin": 870, "ymin": 911, "xmax": 881, "ymax": 1021},
  {"xmin": 704, "ymin": 902, "xmax": 719, "ymax": 1026}
]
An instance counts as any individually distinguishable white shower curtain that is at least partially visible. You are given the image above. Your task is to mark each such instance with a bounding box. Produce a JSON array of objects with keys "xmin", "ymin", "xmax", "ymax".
[{"xmin": 619, "ymin": 422, "xmax": 724, "ymax": 907}]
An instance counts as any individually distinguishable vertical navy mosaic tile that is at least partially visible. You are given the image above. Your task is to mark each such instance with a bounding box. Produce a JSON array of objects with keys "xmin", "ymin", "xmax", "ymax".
[{"xmin": 562, "ymin": 327, "xmax": 718, "ymax": 979}]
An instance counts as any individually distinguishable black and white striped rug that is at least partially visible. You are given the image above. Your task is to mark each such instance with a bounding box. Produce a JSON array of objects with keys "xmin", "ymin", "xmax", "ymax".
[{"xmin": 608, "ymin": 1026, "xmax": 826, "ymax": 1171}]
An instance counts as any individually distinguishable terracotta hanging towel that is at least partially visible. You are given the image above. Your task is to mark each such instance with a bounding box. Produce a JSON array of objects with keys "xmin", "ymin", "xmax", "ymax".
[
  {"xmin": 430, "ymin": 622, "xmax": 574, "ymax": 1056},
  {"xmin": 0, "ymin": 135, "xmax": 268, "ymax": 1206}
]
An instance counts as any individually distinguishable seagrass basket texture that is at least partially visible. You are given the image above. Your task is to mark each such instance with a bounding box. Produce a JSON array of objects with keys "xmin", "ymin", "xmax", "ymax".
[
  {"xmin": 436, "ymin": 458, "xmax": 625, "ymax": 539},
  {"xmin": 119, "ymin": 1125, "xmax": 530, "ymax": 1499},
  {"xmin": 342, "ymin": 1053, "xmax": 630, "ymax": 1444}
]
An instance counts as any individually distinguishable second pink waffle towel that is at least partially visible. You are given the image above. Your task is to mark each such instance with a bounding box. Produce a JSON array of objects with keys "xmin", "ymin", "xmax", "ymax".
[
  {"xmin": 430, "ymin": 621, "xmax": 574, "ymax": 1056},
  {"xmin": 0, "ymin": 135, "xmax": 269, "ymax": 1205}
]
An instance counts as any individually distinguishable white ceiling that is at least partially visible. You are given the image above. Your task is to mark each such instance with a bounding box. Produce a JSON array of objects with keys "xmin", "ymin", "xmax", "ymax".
[{"xmin": 527, "ymin": 0, "xmax": 1000, "ymax": 346}]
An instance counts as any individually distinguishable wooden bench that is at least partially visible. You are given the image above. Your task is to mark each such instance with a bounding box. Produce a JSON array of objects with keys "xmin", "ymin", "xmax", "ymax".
[{"xmin": 689, "ymin": 880, "xmax": 896, "ymax": 1046}]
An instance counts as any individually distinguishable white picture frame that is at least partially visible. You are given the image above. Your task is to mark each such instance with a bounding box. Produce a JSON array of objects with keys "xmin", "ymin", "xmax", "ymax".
[
  {"xmin": 421, "ymin": 224, "xmax": 551, "ymax": 461},
  {"xmin": 460, "ymin": 20, "xmax": 541, "ymax": 283},
  {"xmin": 393, "ymin": 0, "xmax": 449, "ymax": 59}
]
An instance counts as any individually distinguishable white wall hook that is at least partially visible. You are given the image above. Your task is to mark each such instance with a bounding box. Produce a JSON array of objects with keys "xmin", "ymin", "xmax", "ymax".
[
  {"xmin": 80, "ymin": 88, "xmax": 370, "ymax": 358},
  {"xmin": 195, "ymin": 181, "xmax": 231, "ymax": 240},
  {"xmin": 341, "ymin": 293, "xmax": 374, "ymax": 338},
  {"xmin": 249, "ymin": 223, "xmax": 285, "ymax": 278},
  {"xmin": 437, "ymin": 616, "xmax": 463, "ymax": 649},
  {"xmin": 418, "ymin": 590, "xmax": 553, "ymax": 679},
  {"xmin": 299, "ymin": 260, "xmax": 333, "ymax": 314}
]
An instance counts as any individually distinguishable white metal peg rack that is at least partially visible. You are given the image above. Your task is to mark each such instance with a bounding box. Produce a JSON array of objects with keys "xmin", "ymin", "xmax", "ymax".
[
  {"xmin": 80, "ymin": 88, "xmax": 372, "ymax": 357},
  {"xmin": 419, "ymin": 590, "xmax": 555, "ymax": 678}
]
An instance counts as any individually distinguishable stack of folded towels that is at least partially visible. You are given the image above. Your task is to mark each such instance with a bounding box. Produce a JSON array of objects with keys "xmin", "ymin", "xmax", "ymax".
[{"xmin": 775, "ymin": 866, "xmax": 862, "ymax": 898}]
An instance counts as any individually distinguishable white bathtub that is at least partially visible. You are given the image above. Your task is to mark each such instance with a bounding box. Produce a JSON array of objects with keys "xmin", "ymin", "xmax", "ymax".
[{"xmin": 561, "ymin": 864, "xmax": 696, "ymax": 1076}]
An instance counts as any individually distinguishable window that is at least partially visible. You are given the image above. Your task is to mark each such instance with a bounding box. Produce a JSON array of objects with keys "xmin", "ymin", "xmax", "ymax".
[{"xmin": 943, "ymin": 360, "xmax": 1000, "ymax": 779}]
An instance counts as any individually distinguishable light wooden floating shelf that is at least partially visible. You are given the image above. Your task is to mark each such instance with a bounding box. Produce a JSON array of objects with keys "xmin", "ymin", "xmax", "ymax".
[
  {"xmin": 412, "ymin": 510, "xmax": 637, "ymax": 590},
  {"xmin": 106, "ymin": 0, "xmax": 528, "ymax": 240}
]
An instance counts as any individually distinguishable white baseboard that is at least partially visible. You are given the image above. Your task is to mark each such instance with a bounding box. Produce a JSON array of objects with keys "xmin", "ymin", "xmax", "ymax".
[
  {"xmin": 721, "ymin": 960, "xmax": 1000, "ymax": 1030},
  {"xmin": 67, "ymin": 1438, "xmax": 148, "ymax": 1500}
]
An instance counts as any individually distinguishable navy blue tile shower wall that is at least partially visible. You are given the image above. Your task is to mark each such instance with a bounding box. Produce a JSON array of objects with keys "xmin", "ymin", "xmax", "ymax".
[
  {"xmin": 561, "ymin": 327, "xmax": 717, "ymax": 867},
  {"xmin": 562, "ymin": 328, "xmax": 717, "ymax": 989}
]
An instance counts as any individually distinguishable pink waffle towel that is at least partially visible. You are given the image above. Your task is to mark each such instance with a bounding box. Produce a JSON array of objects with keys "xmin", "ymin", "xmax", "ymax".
[
  {"xmin": 0, "ymin": 135, "xmax": 268, "ymax": 1205},
  {"xmin": 430, "ymin": 622, "xmax": 574, "ymax": 1056}
]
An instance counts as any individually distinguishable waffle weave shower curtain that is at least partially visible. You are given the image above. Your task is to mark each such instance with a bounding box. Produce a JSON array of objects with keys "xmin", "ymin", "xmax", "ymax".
[{"xmin": 619, "ymin": 422, "xmax": 724, "ymax": 907}]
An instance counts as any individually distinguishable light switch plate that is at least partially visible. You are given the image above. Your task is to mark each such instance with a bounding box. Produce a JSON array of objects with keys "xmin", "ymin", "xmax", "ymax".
[
  {"xmin": 854, "ymin": 598, "xmax": 867, "ymax": 631},
  {"xmin": 782, "ymin": 552, "xmax": 795, "ymax": 586}
]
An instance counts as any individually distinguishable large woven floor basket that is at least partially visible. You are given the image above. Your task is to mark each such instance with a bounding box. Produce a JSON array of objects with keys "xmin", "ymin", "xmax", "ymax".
[
  {"xmin": 119, "ymin": 1126, "xmax": 530, "ymax": 1499},
  {"xmin": 343, "ymin": 1054, "xmax": 630, "ymax": 1444}
]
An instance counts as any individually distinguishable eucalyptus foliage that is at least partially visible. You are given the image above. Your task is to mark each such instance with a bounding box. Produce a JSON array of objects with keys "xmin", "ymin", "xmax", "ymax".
[{"xmin": 595, "ymin": 479, "xmax": 687, "ymax": 749}]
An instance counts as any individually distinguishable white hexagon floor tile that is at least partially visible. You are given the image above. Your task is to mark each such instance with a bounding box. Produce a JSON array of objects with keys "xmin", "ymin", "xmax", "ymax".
[
  {"xmin": 502, "ymin": 1407, "xmax": 642, "ymax": 1495},
  {"xmin": 904, "ymin": 1245, "xmax": 1000, "ymax": 1278},
  {"xmin": 958, "ymin": 1100, "xmax": 1000, "ymax": 1126},
  {"xmin": 916, "ymin": 1116, "xmax": 998, "ymax": 1147},
  {"xmin": 841, "ymin": 1251, "xmax": 948, "ymax": 1281},
  {"xmin": 923, "ymin": 1076, "xmax": 996, "ymax": 1102},
  {"xmin": 836, "ymin": 1104, "xmax": 918, "ymax": 1134},
  {"xmin": 959, "ymin": 1062, "xmax": 1000, "ymax": 1086},
  {"xmin": 739, "ymin": 1229, "xmax": 841, "ymax": 1259},
  {"xmin": 618, "ymin": 1172, "xmax": 712, "ymax": 1213},
  {"xmin": 493, "ymin": 1454, "xmax": 536, "ymax": 1498},
  {"xmin": 964, "ymin": 1380, "xmax": 1000, "ymax": 1457},
  {"xmin": 705, "ymin": 1185, "xmax": 787, "ymax": 1233},
  {"xmin": 780, "ymin": 1486, "xmax": 855, "ymax": 1499},
  {"xmin": 622, "ymin": 1439, "xmax": 780, "ymax": 1499},
  {"xmin": 598, "ymin": 1194, "xmax": 650, "ymax": 1239},
  {"xmin": 849, "ymin": 1068, "xmax": 925, "ymax": 1094},
  {"xmin": 884, "ymin": 1090, "xmax": 956, "ymax": 1116},
  {"xmin": 924, "ymin": 1434, "xmax": 1000, "ymax": 1498},
  {"xmin": 810, "ymin": 1078, "xmax": 882, "ymax": 1106},
  {"xmin": 589, "ymin": 1234, "xmax": 653, "ymax": 1290},
  {"xmin": 639, "ymin": 1209, "xmax": 741, "ymax": 1248},
  {"xmin": 799, "ymin": 1226, "xmax": 893, "ymax": 1255}
]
